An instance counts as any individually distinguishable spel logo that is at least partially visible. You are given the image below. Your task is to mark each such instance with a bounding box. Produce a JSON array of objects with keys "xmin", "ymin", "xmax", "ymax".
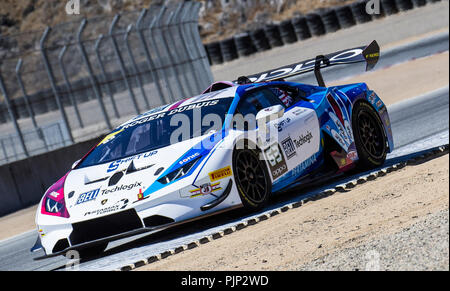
[{"xmin": 66, "ymin": 0, "xmax": 80, "ymax": 15}]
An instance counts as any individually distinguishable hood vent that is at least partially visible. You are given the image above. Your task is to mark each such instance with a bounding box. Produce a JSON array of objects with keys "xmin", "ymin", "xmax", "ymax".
[
  {"xmin": 85, "ymin": 176, "xmax": 110, "ymax": 185},
  {"xmin": 126, "ymin": 160, "xmax": 154, "ymax": 175},
  {"xmin": 108, "ymin": 171, "xmax": 124, "ymax": 187}
]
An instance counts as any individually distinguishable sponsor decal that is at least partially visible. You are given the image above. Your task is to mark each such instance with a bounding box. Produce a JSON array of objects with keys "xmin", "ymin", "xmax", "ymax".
[
  {"xmin": 167, "ymin": 100, "xmax": 219, "ymax": 116},
  {"xmin": 209, "ymin": 166, "xmax": 232, "ymax": 182},
  {"xmin": 366, "ymin": 52, "xmax": 380, "ymax": 59},
  {"xmin": 76, "ymin": 189, "xmax": 100, "ymax": 205},
  {"xmin": 291, "ymin": 153, "xmax": 319, "ymax": 177},
  {"xmin": 121, "ymin": 100, "xmax": 220, "ymax": 130},
  {"xmin": 347, "ymin": 150, "xmax": 358, "ymax": 162},
  {"xmin": 179, "ymin": 152, "xmax": 201, "ymax": 166},
  {"xmin": 281, "ymin": 137, "xmax": 297, "ymax": 160},
  {"xmin": 368, "ymin": 92, "xmax": 377, "ymax": 105},
  {"xmin": 130, "ymin": 105, "xmax": 169, "ymax": 121},
  {"xmin": 292, "ymin": 108, "xmax": 307, "ymax": 116},
  {"xmin": 189, "ymin": 182, "xmax": 222, "ymax": 198},
  {"xmin": 121, "ymin": 113, "xmax": 167, "ymax": 130},
  {"xmin": 102, "ymin": 182, "xmax": 142, "ymax": 195},
  {"xmin": 133, "ymin": 188, "xmax": 150, "ymax": 204},
  {"xmin": 107, "ymin": 151, "xmax": 157, "ymax": 173},
  {"xmin": 98, "ymin": 129, "xmax": 124, "ymax": 146},
  {"xmin": 331, "ymin": 150, "xmax": 356, "ymax": 170},
  {"xmin": 293, "ymin": 131, "xmax": 313, "ymax": 148},
  {"xmin": 264, "ymin": 143, "xmax": 288, "ymax": 180},
  {"xmin": 327, "ymin": 94, "xmax": 345, "ymax": 127},
  {"xmin": 84, "ymin": 199, "xmax": 129, "ymax": 217},
  {"xmin": 329, "ymin": 112, "xmax": 350, "ymax": 146},
  {"xmin": 331, "ymin": 129, "xmax": 347, "ymax": 150},
  {"xmin": 137, "ymin": 189, "xmax": 144, "ymax": 201},
  {"xmin": 245, "ymin": 47, "xmax": 364, "ymax": 83},
  {"xmin": 327, "ymin": 94, "xmax": 354, "ymax": 147},
  {"xmin": 273, "ymin": 118, "xmax": 291, "ymax": 132}
]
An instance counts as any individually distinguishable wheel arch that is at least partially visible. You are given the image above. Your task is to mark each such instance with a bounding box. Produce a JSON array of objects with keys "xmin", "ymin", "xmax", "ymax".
[{"xmin": 352, "ymin": 98, "xmax": 392, "ymax": 152}]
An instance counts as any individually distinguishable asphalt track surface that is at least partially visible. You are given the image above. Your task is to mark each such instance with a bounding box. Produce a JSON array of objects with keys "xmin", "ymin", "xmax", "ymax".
[{"xmin": 0, "ymin": 82, "xmax": 447, "ymax": 271}]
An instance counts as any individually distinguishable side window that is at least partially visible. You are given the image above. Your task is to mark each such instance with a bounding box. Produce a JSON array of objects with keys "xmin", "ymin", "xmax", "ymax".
[
  {"xmin": 236, "ymin": 88, "xmax": 285, "ymax": 117},
  {"xmin": 269, "ymin": 86, "xmax": 298, "ymax": 108},
  {"xmin": 234, "ymin": 88, "xmax": 285, "ymax": 131}
]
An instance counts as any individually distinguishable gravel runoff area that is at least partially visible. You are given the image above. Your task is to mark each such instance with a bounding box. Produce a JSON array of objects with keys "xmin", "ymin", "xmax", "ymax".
[
  {"xmin": 137, "ymin": 154, "xmax": 449, "ymax": 271},
  {"xmin": 298, "ymin": 209, "xmax": 449, "ymax": 271}
]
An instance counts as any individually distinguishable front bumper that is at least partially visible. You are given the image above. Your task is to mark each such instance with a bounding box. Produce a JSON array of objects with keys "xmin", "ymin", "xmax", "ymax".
[{"xmin": 34, "ymin": 179, "xmax": 237, "ymax": 259}]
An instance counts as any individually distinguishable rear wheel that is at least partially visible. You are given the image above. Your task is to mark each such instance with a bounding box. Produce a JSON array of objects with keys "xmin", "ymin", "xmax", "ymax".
[
  {"xmin": 233, "ymin": 147, "xmax": 272, "ymax": 210},
  {"xmin": 352, "ymin": 101, "xmax": 388, "ymax": 169}
]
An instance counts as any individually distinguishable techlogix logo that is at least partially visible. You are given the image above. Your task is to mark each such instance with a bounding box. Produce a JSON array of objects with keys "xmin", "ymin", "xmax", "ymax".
[
  {"xmin": 102, "ymin": 182, "xmax": 142, "ymax": 195},
  {"xmin": 66, "ymin": 0, "xmax": 80, "ymax": 15}
]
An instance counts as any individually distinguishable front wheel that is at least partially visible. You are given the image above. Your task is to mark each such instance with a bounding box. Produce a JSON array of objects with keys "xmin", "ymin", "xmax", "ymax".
[
  {"xmin": 352, "ymin": 101, "xmax": 388, "ymax": 169},
  {"xmin": 233, "ymin": 148, "xmax": 272, "ymax": 210}
]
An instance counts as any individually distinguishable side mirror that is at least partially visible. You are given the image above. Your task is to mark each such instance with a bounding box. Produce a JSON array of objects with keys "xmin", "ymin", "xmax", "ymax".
[
  {"xmin": 71, "ymin": 159, "xmax": 81, "ymax": 170},
  {"xmin": 256, "ymin": 105, "xmax": 285, "ymax": 125},
  {"xmin": 256, "ymin": 105, "xmax": 285, "ymax": 135}
]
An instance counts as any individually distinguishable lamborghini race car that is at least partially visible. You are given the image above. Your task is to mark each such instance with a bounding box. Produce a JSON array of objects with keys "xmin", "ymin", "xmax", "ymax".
[{"xmin": 32, "ymin": 41, "xmax": 394, "ymax": 258}]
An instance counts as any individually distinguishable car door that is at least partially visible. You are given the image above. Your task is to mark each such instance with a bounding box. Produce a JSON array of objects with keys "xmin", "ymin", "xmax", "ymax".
[
  {"xmin": 267, "ymin": 85, "xmax": 321, "ymax": 180},
  {"xmin": 235, "ymin": 86, "xmax": 320, "ymax": 182}
]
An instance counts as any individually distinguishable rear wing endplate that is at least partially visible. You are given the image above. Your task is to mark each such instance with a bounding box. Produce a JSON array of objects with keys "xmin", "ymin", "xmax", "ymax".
[{"xmin": 237, "ymin": 40, "xmax": 380, "ymax": 87}]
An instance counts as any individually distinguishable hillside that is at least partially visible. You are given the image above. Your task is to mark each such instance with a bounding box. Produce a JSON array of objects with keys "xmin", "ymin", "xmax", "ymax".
[{"xmin": 0, "ymin": 0, "xmax": 351, "ymax": 42}]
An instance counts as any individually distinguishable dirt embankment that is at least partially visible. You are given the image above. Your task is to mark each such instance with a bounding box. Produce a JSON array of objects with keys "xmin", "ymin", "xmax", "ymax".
[
  {"xmin": 0, "ymin": 0, "xmax": 351, "ymax": 41},
  {"xmin": 329, "ymin": 51, "xmax": 450, "ymax": 106},
  {"xmin": 137, "ymin": 154, "xmax": 449, "ymax": 271}
]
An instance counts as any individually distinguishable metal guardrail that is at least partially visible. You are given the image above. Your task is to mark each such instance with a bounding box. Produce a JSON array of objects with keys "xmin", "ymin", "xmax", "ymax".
[{"xmin": 0, "ymin": 1, "xmax": 213, "ymax": 166}]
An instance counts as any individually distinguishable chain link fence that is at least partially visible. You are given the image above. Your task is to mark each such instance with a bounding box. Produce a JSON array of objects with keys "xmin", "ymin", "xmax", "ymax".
[{"xmin": 0, "ymin": 1, "xmax": 213, "ymax": 166}]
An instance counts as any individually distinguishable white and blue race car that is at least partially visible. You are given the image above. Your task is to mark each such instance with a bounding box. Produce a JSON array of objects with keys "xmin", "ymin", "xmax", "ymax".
[{"xmin": 33, "ymin": 41, "xmax": 394, "ymax": 258}]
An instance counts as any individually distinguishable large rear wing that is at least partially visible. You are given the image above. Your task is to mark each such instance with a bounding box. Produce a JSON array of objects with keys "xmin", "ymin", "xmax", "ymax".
[{"xmin": 237, "ymin": 40, "xmax": 380, "ymax": 87}]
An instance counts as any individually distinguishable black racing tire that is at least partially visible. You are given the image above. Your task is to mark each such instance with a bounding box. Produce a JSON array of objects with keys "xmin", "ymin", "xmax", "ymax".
[
  {"xmin": 75, "ymin": 243, "xmax": 108, "ymax": 259},
  {"xmin": 279, "ymin": 19, "xmax": 298, "ymax": 44},
  {"xmin": 381, "ymin": 0, "xmax": 400, "ymax": 15},
  {"xmin": 335, "ymin": 5, "xmax": 357, "ymax": 29},
  {"xmin": 292, "ymin": 16, "xmax": 312, "ymax": 40},
  {"xmin": 395, "ymin": 0, "xmax": 414, "ymax": 11},
  {"xmin": 305, "ymin": 12, "xmax": 326, "ymax": 36},
  {"xmin": 220, "ymin": 38, "xmax": 238, "ymax": 62},
  {"xmin": 251, "ymin": 28, "xmax": 271, "ymax": 51},
  {"xmin": 264, "ymin": 24, "xmax": 284, "ymax": 48},
  {"xmin": 205, "ymin": 42, "xmax": 223, "ymax": 65},
  {"xmin": 352, "ymin": 101, "xmax": 388, "ymax": 169},
  {"xmin": 233, "ymin": 147, "xmax": 272, "ymax": 210},
  {"xmin": 234, "ymin": 33, "xmax": 257, "ymax": 57}
]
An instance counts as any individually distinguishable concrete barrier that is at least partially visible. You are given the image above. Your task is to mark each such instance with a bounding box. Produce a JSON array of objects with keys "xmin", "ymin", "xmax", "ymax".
[{"xmin": 0, "ymin": 137, "xmax": 100, "ymax": 217}]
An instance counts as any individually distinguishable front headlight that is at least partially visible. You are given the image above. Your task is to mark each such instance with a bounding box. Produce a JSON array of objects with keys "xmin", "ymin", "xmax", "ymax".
[
  {"xmin": 40, "ymin": 175, "xmax": 70, "ymax": 218},
  {"xmin": 157, "ymin": 156, "xmax": 202, "ymax": 185},
  {"xmin": 45, "ymin": 197, "xmax": 63, "ymax": 213}
]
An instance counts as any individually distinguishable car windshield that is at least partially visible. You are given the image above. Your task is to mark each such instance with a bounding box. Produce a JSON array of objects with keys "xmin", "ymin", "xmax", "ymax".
[{"xmin": 78, "ymin": 98, "xmax": 234, "ymax": 169}]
